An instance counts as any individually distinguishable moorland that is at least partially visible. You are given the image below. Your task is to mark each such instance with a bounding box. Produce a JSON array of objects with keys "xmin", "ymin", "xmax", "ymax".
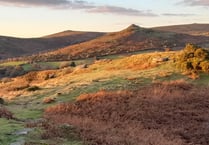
[{"xmin": 0, "ymin": 24, "xmax": 209, "ymax": 145}]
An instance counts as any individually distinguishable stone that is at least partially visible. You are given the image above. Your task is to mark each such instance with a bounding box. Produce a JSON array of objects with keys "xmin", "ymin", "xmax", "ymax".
[{"xmin": 13, "ymin": 128, "xmax": 33, "ymax": 136}]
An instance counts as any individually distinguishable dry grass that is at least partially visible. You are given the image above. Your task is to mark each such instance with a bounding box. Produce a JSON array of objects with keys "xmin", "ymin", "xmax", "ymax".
[{"xmin": 44, "ymin": 80, "xmax": 209, "ymax": 145}]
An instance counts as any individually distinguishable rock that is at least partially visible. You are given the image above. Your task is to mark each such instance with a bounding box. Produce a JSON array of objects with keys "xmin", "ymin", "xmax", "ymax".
[{"xmin": 13, "ymin": 128, "xmax": 33, "ymax": 136}]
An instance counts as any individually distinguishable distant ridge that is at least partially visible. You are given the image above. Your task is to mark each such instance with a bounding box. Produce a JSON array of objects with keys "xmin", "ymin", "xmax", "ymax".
[
  {"xmin": 0, "ymin": 31, "xmax": 105, "ymax": 59},
  {"xmin": 25, "ymin": 24, "xmax": 209, "ymax": 62},
  {"xmin": 1, "ymin": 23, "xmax": 209, "ymax": 61},
  {"xmin": 153, "ymin": 23, "xmax": 209, "ymax": 36}
]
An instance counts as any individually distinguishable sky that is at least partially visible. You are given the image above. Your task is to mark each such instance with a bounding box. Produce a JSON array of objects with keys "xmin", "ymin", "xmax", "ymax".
[{"xmin": 0, "ymin": 0, "xmax": 208, "ymax": 37}]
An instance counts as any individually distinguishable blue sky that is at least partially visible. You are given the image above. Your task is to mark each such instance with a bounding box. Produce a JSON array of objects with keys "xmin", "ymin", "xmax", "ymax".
[{"xmin": 0, "ymin": 0, "xmax": 208, "ymax": 37}]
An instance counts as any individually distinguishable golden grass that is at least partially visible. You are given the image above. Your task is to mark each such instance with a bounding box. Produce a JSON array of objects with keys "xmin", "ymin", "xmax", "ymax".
[{"xmin": 0, "ymin": 51, "xmax": 179, "ymax": 100}]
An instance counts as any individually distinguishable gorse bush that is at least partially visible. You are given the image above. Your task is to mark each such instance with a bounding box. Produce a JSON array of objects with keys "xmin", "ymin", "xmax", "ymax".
[{"xmin": 177, "ymin": 43, "xmax": 209, "ymax": 73}]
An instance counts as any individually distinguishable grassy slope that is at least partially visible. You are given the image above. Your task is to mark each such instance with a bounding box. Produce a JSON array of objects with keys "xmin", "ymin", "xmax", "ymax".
[{"xmin": 0, "ymin": 50, "xmax": 209, "ymax": 144}]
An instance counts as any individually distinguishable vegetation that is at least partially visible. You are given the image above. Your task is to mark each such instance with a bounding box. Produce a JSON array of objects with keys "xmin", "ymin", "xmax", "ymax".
[
  {"xmin": 42, "ymin": 97, "xmax": 56, "ymax": 104},
  {"xmin": 27, "ymin": 86, "xmax": 41, "ymax": 92},
  {"xmin": 177, "ymin": 43, "xmax": 209, "ymax": 73},
  {"xmin": 0, "ymin": 119, "xmax": 23, "ymax": 145},
  {"xmin": 0, "ymin": 65, "xmax": 25, "ymax": 78},
  {"xmin": 0, "ymin": 107, "xmax": 14, "ymax": 119},
  {"xmin": 45, "ymin": 81, "xmax": 209, "ymax": 145},
  {"xmin": 0, "ymin": 98, "xmax": 4, "ymax": 105},
  {"xmin": 0, "ymin": 46, "xmax": 209, "ymax": 145}
]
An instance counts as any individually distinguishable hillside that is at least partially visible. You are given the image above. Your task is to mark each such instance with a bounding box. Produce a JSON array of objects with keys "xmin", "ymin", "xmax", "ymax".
[
  {"xmin": 27, "ymin": 24, "xmax": 209, "ymax": 61},
  {"xmin": 0, "ymin": 31, "xmax": 104, "ymax": 59},
  {"xmin": 153, "ymin": 23, "xmax": 209, "ymax": 36},
  {"xmin": 1, "ymin": 46, "xmax": 209, "ymax": 144}
]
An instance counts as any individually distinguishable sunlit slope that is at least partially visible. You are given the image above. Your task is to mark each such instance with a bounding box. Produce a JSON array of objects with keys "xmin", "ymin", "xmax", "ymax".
[{"xmin": 33, "ymin": 24, "xmax": 209, "ymax": 61}]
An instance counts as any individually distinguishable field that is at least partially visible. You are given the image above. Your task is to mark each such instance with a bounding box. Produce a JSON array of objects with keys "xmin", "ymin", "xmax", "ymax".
[{"xmin": 0, "ymin": 46, "xmax": 209, "ymax": 145}]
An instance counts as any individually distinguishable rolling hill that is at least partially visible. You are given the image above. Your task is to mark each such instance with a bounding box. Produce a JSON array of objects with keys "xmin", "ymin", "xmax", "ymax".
[
  {"xmin": 0, "ymin": 31, "xmax": 105, "ymax": 59},
  {"xmin": 153, "ymin": 23, "xmax": 209, "ymax": 36},
  {"xmin": 27, "ymin": 24, "xmax": 209, "ymax": 61}
]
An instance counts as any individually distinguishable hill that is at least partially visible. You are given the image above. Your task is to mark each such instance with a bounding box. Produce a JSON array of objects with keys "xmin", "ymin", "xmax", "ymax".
[
  {"xmin": 153, "ymin": 23, "xmax": 209, "ymax": 36},
  {"xmin": 1, "ymin": 47, "xmax": 209, "ymax": 144},
  {"xmin": 0, "ymin": 31, "xmax": 104, "ymax": 59},
  {"xmin": 27, "ymin": 24, "xmax": 209, "ymax": 61}
]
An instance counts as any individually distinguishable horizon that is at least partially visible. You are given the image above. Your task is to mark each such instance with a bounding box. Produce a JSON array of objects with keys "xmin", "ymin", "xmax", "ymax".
[
  {"xmin": 0, "ymin": 0, "xmax": 209, "ymax": 37},
  {"xmin": 1, "ymin": 22, "xmax": 209, "ymax": 38}
]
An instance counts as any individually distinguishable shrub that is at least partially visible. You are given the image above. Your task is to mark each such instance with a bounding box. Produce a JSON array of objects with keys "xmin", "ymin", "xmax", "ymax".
[
  {"xmin": 177, "ymin": 43, "xmax": 209, "ymax": 73},
  {"xmin": 200, "ymin": 61, "xmax": 209, "ymax": 73},
  {"xmin": 27, "ymin": 86, "xmax": 40, "ymax": 92},
  {"xmin": 194, "ymin": 48, "xmax": 208, "ymax": 60},
  {"xmin": 70, "ymin": 61, "xmax": 76, "ymax": 67}
]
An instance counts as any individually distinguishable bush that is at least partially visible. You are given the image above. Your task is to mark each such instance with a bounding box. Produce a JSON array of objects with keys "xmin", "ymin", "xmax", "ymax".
[
  {"xmin": 27, "ymin": 86, "xmax": 40, "ymax": 92},
  {"xmin": 177, "ymin": 43, "xmax": 209, "ymax": 73},
  {"xmin": 70, "ymin": 61, "xmax": 76, "ymax": 67},
  {"xmin": 200, "ymin": 61, "xmax": 209, "ymax": 73}
]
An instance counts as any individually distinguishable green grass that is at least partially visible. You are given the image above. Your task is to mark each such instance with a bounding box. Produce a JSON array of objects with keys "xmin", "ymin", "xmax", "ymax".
[
  {"xmin": 191, "ymin": 73, "xmax": 209, "ymax": 85},
  {"xmin": 22, "ymin": 59, "xmax": 94, "ymax": 72},
  {"xmin": 22, "ymin": 62, "xmax": 60, "ymax": 71},
  {"xmin": 12, "ymin": 109, "xmax": 43, "ymax": 120},
  {"xmin": 0, "ymin": 61, "xmax": 26, "ymax": 67},
  {"xmin": 0, "ymin": 118, "xmax": 23, "ymax": 145}
]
